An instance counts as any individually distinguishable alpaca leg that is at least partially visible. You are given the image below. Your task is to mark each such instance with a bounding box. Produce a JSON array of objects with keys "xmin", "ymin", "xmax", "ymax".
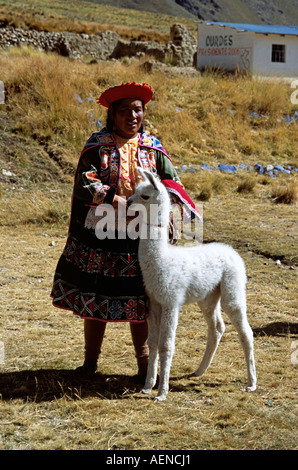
[
  {"xmin": 227, "ymin": 307, "xmax": 257, "ymax": 392},
  {"xmin": 141, "ymin": 301, "xmax": 161, "ymax": 395},
  {"xmin": 194, "ymin": 300, "xmax": 225, "ymax": 377},
  {"xmin": 155, "ymin": 307, "xmax": 179, "ymax": 402},
  {"xmin": 219, "ymin": 263, "xmax": 256, "ymax": 391}
]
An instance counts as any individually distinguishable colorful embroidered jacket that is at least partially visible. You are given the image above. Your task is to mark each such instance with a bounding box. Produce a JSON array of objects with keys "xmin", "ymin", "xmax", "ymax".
[
  {"xmin": 76, "ymin": 129, "xmax": 180, "ymax": 204},
  {"xmin": 69, "ymin": 129, "xmax": 201, "ymax": 238}
]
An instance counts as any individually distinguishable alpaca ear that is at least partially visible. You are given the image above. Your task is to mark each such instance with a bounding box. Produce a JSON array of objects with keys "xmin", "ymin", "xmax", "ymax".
[
  {"xmin": 137, "ymin": 167, "xmax": 146, "ymax": 181},
  {"xmin": 147, "ymin": 172, "xmax": 159, "ymax": 190},
  {"xmin": 137, "ymin": 167, "xmax": 159, "ymax": 190}
]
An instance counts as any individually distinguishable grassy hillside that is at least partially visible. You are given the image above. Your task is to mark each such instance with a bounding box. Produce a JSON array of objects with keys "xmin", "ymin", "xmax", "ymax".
[
  {"xmin": 1, "ymin": 0, "xmax": 298, "ymax": 40},
  {"xmin": 0, "ymin": 46, "xmax": 297, "ymax": 254},
  {"xmin": 71, "ymin": 0, "xmax": 298, "ymax": 25},
  {"xmin": 0, "ymin": 10, "xmax": 297, "ymax": 450},
  {"xmin": 0, "ymin": 0, "xmax": 196, "ymax": 40},
  {"xmin": 1, "ymin": 47, "xmax": 297, "ymax": 218},
  {"xmin": 76, "ymin": 0, "xmax": 195, "ymax": 17}
]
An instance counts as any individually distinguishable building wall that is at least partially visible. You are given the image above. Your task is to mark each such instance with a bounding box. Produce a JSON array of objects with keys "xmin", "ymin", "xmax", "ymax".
[
  {"xmin": 252, "ymin": 34, "xmax": 298, "ymax": 77},
  {"xmin": 197, "ymin": 23, "xmax": 298, "ymax": 77},
  {"xmin": 197, "ymin": 23, "xmax": 254, "ymax": 71}
]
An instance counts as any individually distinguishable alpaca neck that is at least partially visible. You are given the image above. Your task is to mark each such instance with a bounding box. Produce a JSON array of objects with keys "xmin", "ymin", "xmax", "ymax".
[
  {"xmin": 138, "ymin": 197, "xmax": 171, "ymax": 258},
  {"xmin": 139, "ymin": 220, "xmax": 169, "ymax": 258}
]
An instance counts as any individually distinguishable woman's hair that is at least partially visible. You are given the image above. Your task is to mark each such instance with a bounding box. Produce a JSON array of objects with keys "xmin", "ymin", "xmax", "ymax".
[{"xmin": 106, "ymin": 99, "xmax": 145, "ymax": 133}]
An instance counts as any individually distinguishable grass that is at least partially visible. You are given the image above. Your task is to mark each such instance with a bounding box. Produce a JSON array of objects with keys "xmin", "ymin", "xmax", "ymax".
[
  {"xmin": 236, "ymin": 176, "xmax": 257, "ymax": 194},
  {"xmin": 0, "ymin": 42, "xmax": 297, "ymax": 450},
  {"xmin": 0, "ymin": 224, "xmax": 297, "ymax": 450},
  {"xmin": 271, "ymin": 181, "xmax": 298, "ymax": 205},
  {"xmin": 0, "ymin": 0, "xmax": 196, "ymax": 41}
]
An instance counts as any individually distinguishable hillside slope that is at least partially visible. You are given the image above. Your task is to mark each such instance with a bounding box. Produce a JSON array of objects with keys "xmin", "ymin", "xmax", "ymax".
[
  {"xmin": 77, "ymin": 0, "xmax": 194, "ymax": 17},
  {"xmin": 176, "ymin": 0, "xmax": 298, "ymax": 25},
  {"xmin": 79, "ymin": 0, "xmax": 298, "ymax": 25}
]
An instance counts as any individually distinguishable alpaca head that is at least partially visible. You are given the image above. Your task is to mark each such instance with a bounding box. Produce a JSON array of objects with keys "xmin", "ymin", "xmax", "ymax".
[{"xmin": 127, "ymin": 168, "xmax": 170, "ymax": 228}]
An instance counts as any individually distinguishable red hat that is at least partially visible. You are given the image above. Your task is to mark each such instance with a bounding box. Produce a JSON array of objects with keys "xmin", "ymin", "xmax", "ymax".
[{"xmin": 97, "ymin": 82, "xmax": 154, "ymax": 108}]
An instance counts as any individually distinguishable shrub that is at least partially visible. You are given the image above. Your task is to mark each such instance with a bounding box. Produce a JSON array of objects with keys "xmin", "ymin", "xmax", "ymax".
[
  {"xmin": 237, "ymin": 177, "xmax": 256, "ymax": 193},
  {"xmin": 271, "ymin": 181, "xmax": 297, "ymax": 204}
]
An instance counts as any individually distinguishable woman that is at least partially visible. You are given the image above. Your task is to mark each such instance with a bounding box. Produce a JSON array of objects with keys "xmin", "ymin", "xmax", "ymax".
[{"xmin": 51, "ymin": 82, "xmax": 200, "ymax": 378}]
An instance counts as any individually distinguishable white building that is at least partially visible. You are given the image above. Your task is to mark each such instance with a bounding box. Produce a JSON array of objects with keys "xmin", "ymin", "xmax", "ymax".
[{"xmin": 197, "ymin": 22, "xmax": 298, "ymax": 78}]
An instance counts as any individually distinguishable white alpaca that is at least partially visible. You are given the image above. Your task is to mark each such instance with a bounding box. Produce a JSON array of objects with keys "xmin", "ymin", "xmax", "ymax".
[{"xmin": 127, "ymin": 168, "xmax": 257, "ymax": 402}]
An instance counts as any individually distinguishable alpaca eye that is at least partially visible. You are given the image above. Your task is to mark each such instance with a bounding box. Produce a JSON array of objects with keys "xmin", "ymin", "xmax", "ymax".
[{"xmin": 141, "ymin": 195, "xmax": 150, "ymax": 200}]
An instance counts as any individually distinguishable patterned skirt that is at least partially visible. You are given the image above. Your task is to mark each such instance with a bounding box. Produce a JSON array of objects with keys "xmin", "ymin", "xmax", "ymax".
[{"xmin": 51, "ymin": 232, "xmax": 147, "ymax": 322}]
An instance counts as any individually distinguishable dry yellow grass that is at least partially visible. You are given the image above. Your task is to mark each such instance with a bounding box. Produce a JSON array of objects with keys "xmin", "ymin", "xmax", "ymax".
[
  {"xmin": 0, "ymin": 47, "xmax": 297, "ymax": 450},
  {"xmin": 1, "ymin": 47, "xmax": 297, "ymax": 163},
  {"xmin": 271, "ymin": 181, "xmax": 298, "ymax": 205},
  {"xmin": 0, "ymin": 224, "xmax": 297, "ymax": 450}
]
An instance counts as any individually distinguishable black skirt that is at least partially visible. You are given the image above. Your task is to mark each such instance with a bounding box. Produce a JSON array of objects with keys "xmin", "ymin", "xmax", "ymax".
[{"xmin": 51, "ymin": 230, "xmax": 147, "ymax": 323}]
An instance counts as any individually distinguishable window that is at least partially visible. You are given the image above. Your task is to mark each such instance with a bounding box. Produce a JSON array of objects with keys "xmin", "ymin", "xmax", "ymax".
[{"xmin": 271, "ymin": 44, "xmax": 286, "ymax": 63}]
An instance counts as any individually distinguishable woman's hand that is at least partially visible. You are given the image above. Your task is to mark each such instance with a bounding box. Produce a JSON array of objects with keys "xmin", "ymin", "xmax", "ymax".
[{"xmin": 112, "ymin": 194, "xmax": 127, "ymax": 210}]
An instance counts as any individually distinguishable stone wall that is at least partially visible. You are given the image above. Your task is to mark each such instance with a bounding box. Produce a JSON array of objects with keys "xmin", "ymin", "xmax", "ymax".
[{"xmin": 0, "ymin": 24, "xmax": 197, "ymax": 67}]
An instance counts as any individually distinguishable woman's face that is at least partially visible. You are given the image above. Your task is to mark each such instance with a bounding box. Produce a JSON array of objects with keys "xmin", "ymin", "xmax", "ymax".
[{"xmin": 111, "ymin": 99, "xmax": 144, "ymax": 139}]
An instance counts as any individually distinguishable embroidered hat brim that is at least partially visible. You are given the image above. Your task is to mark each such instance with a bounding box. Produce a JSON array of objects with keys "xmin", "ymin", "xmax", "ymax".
[{"xmin": 97, "ymin": 82, "xmax": 154, "ymax": 108}]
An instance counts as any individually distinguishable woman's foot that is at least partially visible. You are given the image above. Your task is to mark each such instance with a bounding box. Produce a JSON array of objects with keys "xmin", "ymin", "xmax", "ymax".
[{"xmin": 75, "ymin": 360, "xmax": 97, "ymax": 376}]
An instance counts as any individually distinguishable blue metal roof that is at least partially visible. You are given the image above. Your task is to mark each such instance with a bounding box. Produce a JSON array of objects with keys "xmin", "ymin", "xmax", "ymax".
[{"xmin": 206, "ymin": 22, "xmax": 298, "ymax": 36}]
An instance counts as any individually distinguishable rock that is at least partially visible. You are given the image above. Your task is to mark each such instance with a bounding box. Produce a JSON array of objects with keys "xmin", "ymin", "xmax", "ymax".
[
  {"xmin": 265, "ymin": 164, "xmax": 274, "ymax": 172},
  {"xmin": 218, "ymin": 164, "xmax": 237, "ymax": 173},
  {"xmin": 200, "ymin": 163, "xmax": 214, "ymax": 170},
  {"xmin": 254, "ymin": 163, "xmax": 264, "ymax": 174},
  {"xmin": 111, "ymin": 38, "xmax": 166, "ymax": 61},
  {"xmin": 284, "ymin": 115, "xmax": 294, "ymax": 123},
  {"xmin": 2, "ymin": 169, "xmax": 14, "ymax": 177},
  {"xmin": 0, "ymin": 24, "xmax": 198, "ymax": 67},
  {"xmin": 166, "ymin": 24, "xmax": 197, "ymax": 67},
  {"xmin": 239, "ymin": 163, "xmax": 252, "ymax": 171}
]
